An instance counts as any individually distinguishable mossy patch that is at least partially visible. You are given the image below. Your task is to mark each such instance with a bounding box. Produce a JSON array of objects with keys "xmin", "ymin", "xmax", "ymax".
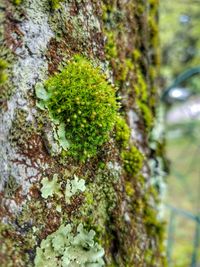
[
  {"xmin": 115, "ymin": 116, "xmax": 130, "ymax": 149},
  {"xmin": 0, "ymin": 59, "xmax": 8, "ymax": 85},
  {"xmin": 137, "ymin": 100, "xmax": 154, "ymax": 130},
  {"xmin": 121, "ymin": 145, "xmax": 144, "ymax": 176},
  {"xmin": 36, "ymin": 55, "xmax": 118, "ymax": 160},
  {"xmin": 49, "ymin": 0, "xmax": 63, "ymax": 10},
  {"xmin": 12, "ymin": 0, "xmax": 23, "ymax": 5}
]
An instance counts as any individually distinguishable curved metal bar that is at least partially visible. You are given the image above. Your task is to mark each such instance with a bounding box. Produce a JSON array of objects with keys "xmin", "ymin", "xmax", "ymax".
[{"xmin": 162, "ymin": 66, "xmax": 200, "ymax": 102}]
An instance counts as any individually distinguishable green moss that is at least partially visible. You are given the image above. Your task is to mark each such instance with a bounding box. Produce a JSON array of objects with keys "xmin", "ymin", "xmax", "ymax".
[
  {"xmin": 135, "ymin": 67, "xmax": 148, "ymax": 101},
  {"xmin": 105, "ymin": 32, "xmax": 118, "ymax": 60},
  {"xmin": 36, "ymin": 55, "xmax": 118, "ymax": 160},
  {"xmin": 119, "ymin": 59, "xmax": 134, "ymax": 82},
  {"xmin": 121, "ymin": 145, "xmax": 144, "ymax": 176},
  {"xmin": 137, "ymin": 100, "xmax": 154, "ymax": 130},
  {"xmin": 0, "ymin": 59, "xmax": 8, "ymax": 85},
  {"xmin": 125, "ymin": 181, "xmax": 135, "ymax": 197},
  {"xmin": 12, "ymin": 0, "xmax": 23, "ymax": 5},
  {"xmin": 115, "ymin": 116, "xmax": 130, "ymax": 149},
  {"xmin": 49, "ymin": 0, "xmax": 63, "ymax": 10},
  {"xmin": 132, "ymin": 49, "xmax": 141, "ymax": 62}
]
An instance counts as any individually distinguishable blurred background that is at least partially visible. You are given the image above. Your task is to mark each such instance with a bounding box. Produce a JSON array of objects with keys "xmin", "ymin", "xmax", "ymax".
[{"xmin": 159, "ymin": 1, "xmax": 200, "ymax": 266}]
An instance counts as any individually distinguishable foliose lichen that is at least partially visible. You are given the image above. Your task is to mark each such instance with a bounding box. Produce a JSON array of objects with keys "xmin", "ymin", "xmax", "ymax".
[
  {"xmin": 36, "ymin": 55, "xmax": 118, "ymax": 160},
  {"xmin": 40, "ymin": 174, "xmax": 86, "ymax": 204},
  {"xmin": 65, "ymin": 175, "xmax": 86, "ymax": 204},
  {"xmin": 34, "ymin": 223, "xmax": 105, "ymax": 267},
  {"xmin": 40, "ymin": 174, "xmax": 62, "ymax": 199}
]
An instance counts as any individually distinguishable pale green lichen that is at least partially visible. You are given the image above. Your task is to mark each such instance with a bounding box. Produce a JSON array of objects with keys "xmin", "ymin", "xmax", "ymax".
[
  {"xmin": 34, "ymin": 223, "xmax": 105, "ymax": 267},
  {"xmin": 40, "ymin": 174, "xmax": 61, "ymax": 199},
  {"xmin": 65, "ymin": 175, "xmax": 86, "ymax": 204},
  {"xmin": 40, "ymin": 175, "xmax": 85, "ymax": 204},
  {"xmin": 54, "ymin": 123, "xmax": 70, "ymax": 151}
]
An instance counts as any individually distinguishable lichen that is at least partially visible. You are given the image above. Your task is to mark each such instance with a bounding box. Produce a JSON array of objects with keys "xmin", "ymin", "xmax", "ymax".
[
  {"xmin": 34, "ymin": 223, "xmax": 105, "ymax": 267},
  {"xmin": 65, "ymin": 175, "xmax": 86, "ymax": 204},
  {"xmin": 40, "ymin": 174, "xmax": 61, "ymax": 199},
  {"xmin": 36, "ymin": 55, "xmax": 118, "ymax": 160},
  {"xmin": 40, "ymin": 174, "xmax": 86, "ymax": 205}
]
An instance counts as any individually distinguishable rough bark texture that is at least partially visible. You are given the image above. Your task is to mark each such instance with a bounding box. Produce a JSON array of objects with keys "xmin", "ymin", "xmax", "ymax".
[{"xmin": 0, "ymin": 0, "xmax": 166, "ymax": 266}]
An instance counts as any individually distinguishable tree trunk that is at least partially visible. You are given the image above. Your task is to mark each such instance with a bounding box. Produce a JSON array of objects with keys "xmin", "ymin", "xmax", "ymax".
[{"xmin": 0, "ymin": 0, "xmax": 166, "ymax": 266}]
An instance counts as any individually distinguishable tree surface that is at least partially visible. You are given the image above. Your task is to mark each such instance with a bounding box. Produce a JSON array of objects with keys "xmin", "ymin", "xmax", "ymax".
[{"xmin": 0, "ymin": 0, "xmax": 166, "ymax": 266}]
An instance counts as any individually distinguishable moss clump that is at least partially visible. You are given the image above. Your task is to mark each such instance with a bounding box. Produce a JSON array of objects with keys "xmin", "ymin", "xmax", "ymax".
[
  {"xmin": 0, "ymin": 59, "xmax": 8, "ymax": 84},
  {"xmin": 125, "ymin": 181, "xmax": 135, "ymax": 197},
  {"xmin": 12, "ymin": 0, "xmax": 23, "ymax": 5},
  {"xmin": 49, "ymin": 0, "xmax": 63, "ymax": 10},
  {"xmin": 105, "ymin": 32, "xmax": 118, "ymax": 60},
  {"xmin": 137, "ymin": 100, "xmax": 154, "ymax": 130},
  {"xmin": 134, "ymin": 67, "xmax": 148, "ymax": 101},
  {"xmin": 121, "ymin": 145, "xmax": 144, "ymax": 176},
  {"xmin": 36, "ymin": 55, "xmax": 118, "ymax": 160},
  {"xmin": 115, "ymin": 116, "xmax": 130, "ymax": 149}
]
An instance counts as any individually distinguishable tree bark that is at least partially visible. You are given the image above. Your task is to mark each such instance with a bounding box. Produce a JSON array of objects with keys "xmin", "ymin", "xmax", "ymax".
[{"xmin": 0, "ymin": 0, "xmax": 166, "ymax": 266}]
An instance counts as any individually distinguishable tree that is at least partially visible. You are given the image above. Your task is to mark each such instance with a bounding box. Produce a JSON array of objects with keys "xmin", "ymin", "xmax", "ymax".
[{"xmin": 0, "ymin": 0, "xmax": 166, "ymax": 266}]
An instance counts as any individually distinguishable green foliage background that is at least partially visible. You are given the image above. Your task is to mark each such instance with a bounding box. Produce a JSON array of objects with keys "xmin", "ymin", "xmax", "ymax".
[{"xmin": 160, "ymin": 0, "xmax": 200, "ymax": 87}]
